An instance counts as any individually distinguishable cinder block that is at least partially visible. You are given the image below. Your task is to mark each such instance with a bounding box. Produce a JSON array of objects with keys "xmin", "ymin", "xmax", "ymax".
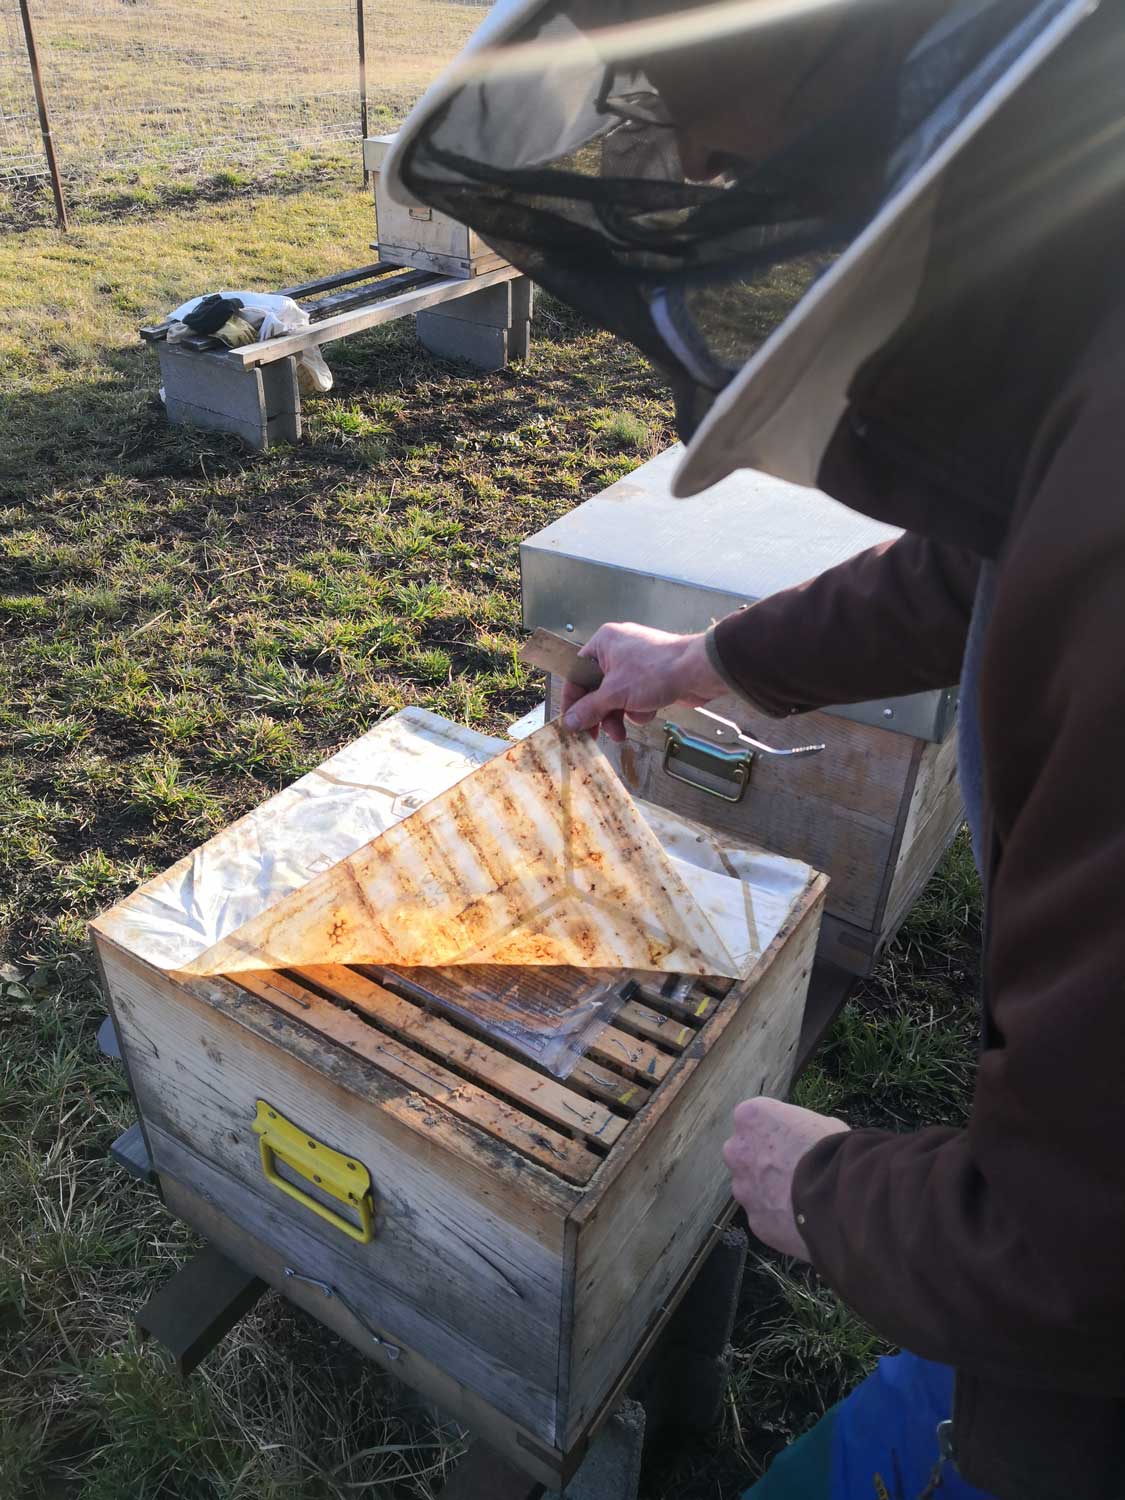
[
  {"xmin": 416, "ymin": 312, "xmax": 510, "ymax": 371},
  {"xmin": 631, "ymin": 1229, "xmax": 748, "ymax": 1438},
  {"xmin": 640, "ymin": 1345, "xmax": 734, "ymax": 1436},
  {"xmin": 158, "ymin": 346, "xmax": 304, "ymax": 450},
  {"xmin": 510, "ymin": 319, "xmax": 532, "ymax": 363},
  {"xmin": 665, "ymin": 1227, "xmax": 748, "ymax": 1356},
  {"xmin": 260, "ymin": 356, "xmax": 301, "ymax": 443},
  {"xmin": 512, "ymin": 277, "xmax": 535, "ymax": 326},
  {"xmin": 416, "ymin": 276, "xmax": 535, "ymax": 366},
  {"xmin": 422, "ymin": 280, "xmax": 514, "ymax": 328},
  {"xmin": 546, "ymin": 1399, "xmax": 646, "ymax": 1500},
  {"xmin": 510, "ymin": 280, "xmax": 534, "ymax": 360}
]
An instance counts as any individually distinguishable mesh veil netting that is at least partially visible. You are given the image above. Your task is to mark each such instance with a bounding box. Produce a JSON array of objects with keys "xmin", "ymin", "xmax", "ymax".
[{"xmin": 397, "ymin": 0, "xmax": 1072, "ymax": 436}]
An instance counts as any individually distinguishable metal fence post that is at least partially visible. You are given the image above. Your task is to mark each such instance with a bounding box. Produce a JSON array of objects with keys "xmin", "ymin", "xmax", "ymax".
[
  {"xmin": 356, "ymin": 0, "xmax": 369, "ymax": 184},
  {"xmin": 18, "ymin": 0, "xmax": 69, "ymax": 230}
]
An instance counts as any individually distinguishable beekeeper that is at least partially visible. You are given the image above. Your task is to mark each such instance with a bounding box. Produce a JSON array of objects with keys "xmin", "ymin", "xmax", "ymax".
[{"xmin": 385, "ymin": 1, "xmax": 1125, "ymax": 1495}]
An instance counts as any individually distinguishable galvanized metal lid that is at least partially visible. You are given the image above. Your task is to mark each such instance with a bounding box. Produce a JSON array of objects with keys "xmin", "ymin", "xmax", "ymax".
[{"xmin": 520, "ymin": 448, "xmax": 957, "ymax": 742}]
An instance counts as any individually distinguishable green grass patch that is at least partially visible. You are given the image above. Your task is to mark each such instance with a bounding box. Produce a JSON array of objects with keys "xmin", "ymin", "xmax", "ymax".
[{"xmin": 591, "ymin": 408, "xmax": 654, "ymax": 452}]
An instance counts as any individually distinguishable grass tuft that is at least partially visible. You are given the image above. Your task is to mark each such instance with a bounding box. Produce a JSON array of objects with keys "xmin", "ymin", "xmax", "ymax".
[{"xmin": 592, "ymin": 409, "xmax": 654, "ymax": 452}]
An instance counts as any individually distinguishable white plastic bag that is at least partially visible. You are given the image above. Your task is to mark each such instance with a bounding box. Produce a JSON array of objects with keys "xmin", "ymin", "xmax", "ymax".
[{"xmin": 166, "ymin": 290, "xmax": 333, "ymax": 394}]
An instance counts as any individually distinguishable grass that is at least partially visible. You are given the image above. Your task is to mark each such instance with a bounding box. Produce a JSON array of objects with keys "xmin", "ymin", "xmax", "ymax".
[{"xmin": 0, "ymin": 173, "xmax": 982, "ymax": 1497}]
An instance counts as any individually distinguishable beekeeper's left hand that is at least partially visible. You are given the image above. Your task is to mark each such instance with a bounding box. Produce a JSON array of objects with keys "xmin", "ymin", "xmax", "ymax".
[{"xmin": 724, "ymin": 1097, "xmax": 850, "ymax": 1260}]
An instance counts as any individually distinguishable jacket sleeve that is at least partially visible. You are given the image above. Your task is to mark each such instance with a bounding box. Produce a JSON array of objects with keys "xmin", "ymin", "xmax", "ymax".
[
  {"xmin": 792, "ymin": 383, "xmax": 1125, "ymax": 1392},
  {"xmin": 709, "ymin": 532, "xmax": 980, "ymax": 716}
]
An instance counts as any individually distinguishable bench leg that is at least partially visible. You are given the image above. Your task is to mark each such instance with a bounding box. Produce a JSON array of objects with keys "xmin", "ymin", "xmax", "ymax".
[
  {"xmin": 158, "ymin": 345, "xmax": 301, "ymax": 450},
  {"xmin": 416, "ymin": 276, "xmax": 534, "ymax": 372}
]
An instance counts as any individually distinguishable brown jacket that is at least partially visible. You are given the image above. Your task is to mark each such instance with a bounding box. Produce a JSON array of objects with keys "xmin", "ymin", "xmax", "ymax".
[{"xmin": 711, "ymin": 289, "xmax": 1125, "ymax": 1495}]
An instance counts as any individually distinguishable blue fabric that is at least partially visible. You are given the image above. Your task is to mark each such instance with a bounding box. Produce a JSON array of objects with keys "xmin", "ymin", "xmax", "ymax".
[
  {"xmin": 957, "ymin": 559, "xmax": 997, "ymax": 874},
  {"xmin": 743, "ymin": 1352, "xmax": 996, "ymax": 1500}
]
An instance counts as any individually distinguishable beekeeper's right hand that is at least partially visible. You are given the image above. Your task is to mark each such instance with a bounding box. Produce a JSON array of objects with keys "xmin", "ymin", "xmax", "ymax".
[{"xmin": 561, "ymin": 622, "xmax": 727, "ymax": 742}]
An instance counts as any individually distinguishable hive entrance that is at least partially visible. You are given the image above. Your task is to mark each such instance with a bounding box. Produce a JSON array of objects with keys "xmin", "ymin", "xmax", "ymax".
[{"xmin": 234, "ymin": 964, "xmax": 736, "ymax": 1185}]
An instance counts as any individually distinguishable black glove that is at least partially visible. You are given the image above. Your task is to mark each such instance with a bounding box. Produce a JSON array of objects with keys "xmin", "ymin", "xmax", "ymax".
[{"xmin": 183, "ymin": 293, "xmax": 245, "ymax": 335}]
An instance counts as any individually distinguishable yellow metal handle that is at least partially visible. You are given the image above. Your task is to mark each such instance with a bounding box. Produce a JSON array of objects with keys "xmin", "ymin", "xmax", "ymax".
[{"xmin": 252, "ymin": 1099, "xmax": 374, "ymax": 1244}]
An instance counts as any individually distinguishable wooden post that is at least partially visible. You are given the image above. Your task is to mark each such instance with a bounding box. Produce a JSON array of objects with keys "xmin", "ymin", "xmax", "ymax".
[
  {"xmin": 18, "ymin": 0, "xmax": 68, "ymax": 232},
  {"xmin": 356, "ymin": 0, "xmax": 369, "ymax": 185}
]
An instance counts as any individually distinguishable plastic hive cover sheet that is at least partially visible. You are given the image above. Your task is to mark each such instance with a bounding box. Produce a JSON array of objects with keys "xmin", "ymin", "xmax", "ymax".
[
  {"xmin": 94, "ymin": 707, "xmax": 815, "ymax": 983},
  {"xmin": 177, "ymin": 718, "xmax": 740, "ymax": 979}
]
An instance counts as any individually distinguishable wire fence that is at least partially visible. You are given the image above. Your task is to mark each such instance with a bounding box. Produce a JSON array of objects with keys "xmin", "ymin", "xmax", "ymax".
[
  {"xmin": 1, "ymin": 0, "xmax": 483, "ymax": 226},
  {"xmin": 1, "ymin": 2, "xmax": 46, "ymax": 181}
]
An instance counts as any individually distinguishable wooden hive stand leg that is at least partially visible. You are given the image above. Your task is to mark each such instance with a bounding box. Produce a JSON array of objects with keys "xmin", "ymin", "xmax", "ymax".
[
  {"xmin": 135, "ymin": 1245, "xmax": 267, "ymax": 1379},
  {"xmin": 416, "ymin": 280, "xmax": 516, "ymax": 372}
]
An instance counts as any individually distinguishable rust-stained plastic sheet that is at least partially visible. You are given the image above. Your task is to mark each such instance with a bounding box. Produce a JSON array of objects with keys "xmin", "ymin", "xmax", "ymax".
[{"xmin": 181, "ymin": 720, "xmax": 741, "ymax": 980}]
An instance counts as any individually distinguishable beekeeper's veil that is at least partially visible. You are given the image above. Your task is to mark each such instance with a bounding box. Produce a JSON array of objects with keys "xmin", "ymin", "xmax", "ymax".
[{"xmin": 385, "ymin": 0, "xmax": 1104, "ymax": 499}]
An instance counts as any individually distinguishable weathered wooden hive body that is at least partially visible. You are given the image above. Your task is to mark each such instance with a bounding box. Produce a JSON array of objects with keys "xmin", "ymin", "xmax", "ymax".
[
  {"xmin": 94, "ymin": 709, "xmax": 825, "ymax": 1484},
  {"xmin": 364, "ymin": 133, "xmax": 505, "ymax": 279}
]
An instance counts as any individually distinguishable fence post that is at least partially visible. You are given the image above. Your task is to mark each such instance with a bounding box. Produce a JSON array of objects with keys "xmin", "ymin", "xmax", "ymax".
[
  {"xmin": 357, "ymin": 0, "xmax": 369, "ymax": 185},
  {"xmin": 18, "ymin": 0, "xmax": 68, "ymax": 231}
]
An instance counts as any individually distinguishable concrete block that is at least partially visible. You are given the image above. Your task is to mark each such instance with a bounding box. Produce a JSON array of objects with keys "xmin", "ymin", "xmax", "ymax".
[
  {"xmin": 416, "ymin": 276, "xmax": 534, "ymax": 364},
  {"xmin": 666, "ymin": 1227, "xmax": 748, "ymax": 1357},
  {"xmin": 512, "ymin": 276, "xmax": 535, "ymax": 325},
  {"xmin": 546, "ymin": 1399, "xmax": 645, "ymax": 1500},
  {"xmin": 510, "ymin": 319, "xmax": 532, "ymax": 363},
  {"xmin": 161, "ymin": 348, "xmax": 265, "ymax": 447},
  {"xmin": 421, "ymin": 280, "xmax": 514, "ymax": 328},
  {"xmin": 110, "ymin": 1121, "xmax": 156, "ymax": 1184},
  {"xmin": 640, "ymin": 1345, "xmax": 733, "ymax": 1436},
  {"xmin": 97, "ymin": 1013, "xmax": 122, "ymax": 1061},
  {"xmin": 416, "ymin": 312, "xmax": 510, "ymax": 371},
  {"xmin": 159, "ymin": 345, "xmax": 303, "ymax": 450},
  {"xmin": 260, "ymin": 356, "xmax": 301, "ymax": 443},
  {"xmin": 631, "ymin": 1229, "xmax": 747, "ymax": 1438},
  {"xmin": 160, "ymin": 344, "xmax": 268, "ymax": 448}
]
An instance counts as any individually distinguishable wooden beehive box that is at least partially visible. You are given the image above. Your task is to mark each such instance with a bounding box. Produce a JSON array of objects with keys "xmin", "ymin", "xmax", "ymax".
[
  {"xmin": 522, "ymin": 449, "xmax": 964, "ymax": 975},
  {"xmin": 364, "ymin": 133, "xmax": 506, "ymax": 279},
  {"xmin": 94, "ymin": 710, "xmax": 825, "ymax": 1485}
]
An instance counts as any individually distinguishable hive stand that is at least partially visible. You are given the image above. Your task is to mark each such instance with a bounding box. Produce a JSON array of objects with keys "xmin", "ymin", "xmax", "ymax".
[{"xmin": 143, "ymin": 263, "xmax": 534, "ymax": 451}]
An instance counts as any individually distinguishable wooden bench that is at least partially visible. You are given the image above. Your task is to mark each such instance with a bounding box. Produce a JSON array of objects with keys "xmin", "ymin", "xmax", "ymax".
[{"xmin": 141, "ymin": 260, "xmax": 533, "ymax": 450}]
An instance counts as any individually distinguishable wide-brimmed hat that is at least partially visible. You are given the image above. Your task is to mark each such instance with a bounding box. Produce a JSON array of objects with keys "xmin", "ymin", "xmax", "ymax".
[{"xmin": 385, "ymin": 0, "xmax": 1096, "ymax": 496}]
